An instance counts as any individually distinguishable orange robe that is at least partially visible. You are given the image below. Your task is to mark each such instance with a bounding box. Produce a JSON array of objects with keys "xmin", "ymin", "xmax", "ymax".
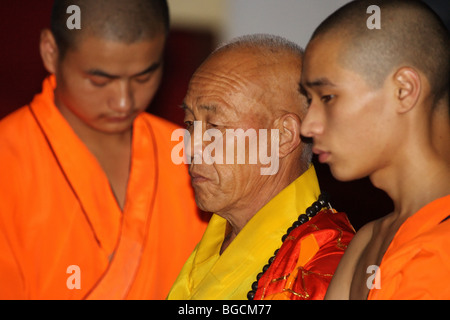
[
  {"xmin": 0, "ymin": 76, "xmax": 208, "ymax": 299},
  {"xmin": 255, "ymin": 209, "xmax": 354, "ymax": 300},
  {"xmin": 368, "ymin": 195, "xmax": 450, "ymax": 300}
]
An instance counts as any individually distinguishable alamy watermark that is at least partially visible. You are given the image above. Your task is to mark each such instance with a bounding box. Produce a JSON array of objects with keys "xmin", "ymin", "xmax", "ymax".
[
  {"xmin": 66, "ymin": 264, "xmax": 81, "ymax": 290},
  {"xmin": 366, "ymin": 5, "xmax": 381, "ymax": 29},
  {"xmin": 66, "ymin": 5, "xmax": 81, "ymax": 30},
  {"xmin": 171, "ymin": 121, "xmax": 280, "ymax": 175},
  {"xmin": 366, "ymin": 265, "xmax": 381, "ymax": 290}
]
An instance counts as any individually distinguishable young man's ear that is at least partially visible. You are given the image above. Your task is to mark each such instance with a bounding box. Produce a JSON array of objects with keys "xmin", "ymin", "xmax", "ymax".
[
  {"xmin": 393, "ymin": 67, "xmax": 421, "ymax": 114},
  {"xmin": 275, "ymin": 113, "xmax": 302, "ymax": 159},
  {"xmin": 40, "ymin": 29, "xmax": 59, "ymax": 74}
]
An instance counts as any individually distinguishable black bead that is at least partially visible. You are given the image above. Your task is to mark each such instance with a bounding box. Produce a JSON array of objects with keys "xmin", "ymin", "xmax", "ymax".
[
  {"xmin": 312, "ymin": 201, "xmax": 321, "ymax": 212},
  {"xmin": 247, "ymin": 290, "xmax": 255, "ymax": 300},
  {"xmin": 298, "ymin": 214, "xmax": 309, "ymax": 223},
  {"xmin": 268, "ymin": 256, "xmax": 275, "ymax": 265},
  {"xmin": 305, "ymin": 207, "xmax": 315, "ymax": 217},
  {"xmin": 262, "ymin": 264, "xmax": 270, "ymax": 272},
  {"xmin": 256, "ymin": 272, "xmax": 264, "ymax": 280},
  {"xmin": 273, "ymin": 249, "xmax": 279, "ymax": 256},
  {"xmin": 318, "ymin": 195, "xmax": 327, "ymax": 206},
  {"xmin": 292, "ymin": 220, "xmax": 301, "ymax": 228},
  {"xmin": 251, "ymin": 281, "xmax": 259, "ymax": 291},
  {"xmin": 286, "ymin": 226, "xmax": 294, "ymax": 235}
]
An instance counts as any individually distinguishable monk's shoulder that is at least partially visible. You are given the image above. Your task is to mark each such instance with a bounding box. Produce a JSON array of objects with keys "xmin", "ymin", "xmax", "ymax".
[
  {"xmin": 138, "ymin": 112, "xmax": 181, "ymax": 136},
  {"xmin": 0, "ymin": 106, "xmax": 39, "ymax": 167},
  {"xmin": 351, "ymin": 220, "xmax": 377, "ymax": 251},
  {"xmin": 339, "ymin": 220, "xmax": 376, "ymax": 274},
  {"xmin": 324, "ymin": 220, "xmax": 376, "ymax": 299},
  {"xmin": 0, "ymin": 106, "xmax": 36, "ymax": 140}
]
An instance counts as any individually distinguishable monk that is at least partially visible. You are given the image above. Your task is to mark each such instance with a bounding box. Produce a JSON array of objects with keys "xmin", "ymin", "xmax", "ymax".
[
  {"xmin": 0, "ymin": 0, "xmax": 207, "ymax": 299},
  {"xmin": 167, "ymin": 34, "xmax": 355, "ymax": 300},
  {"xmin": 300, "ymin": 0, "xmax": 450, "ymax": 299}
]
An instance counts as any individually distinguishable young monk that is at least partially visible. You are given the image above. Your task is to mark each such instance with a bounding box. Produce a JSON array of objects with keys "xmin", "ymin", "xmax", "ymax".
[
  {"xmin": 0, "ymin": 0, "xmax": 207, "ymax": 299},
  {"xmin": 300, "ymin": 0, "xmax": 450, "ymax": 299}
]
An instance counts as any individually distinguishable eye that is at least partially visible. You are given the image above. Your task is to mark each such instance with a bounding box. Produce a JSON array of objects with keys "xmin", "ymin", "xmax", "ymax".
[
  {"xmin": 134, "ymin": 73, "xmax": 152, "ymax": 84},
  {"xmin": 184, "ymin": 120, "xmax": 194, "ymax": 131},
  {"xmin": 321, "ymin": 94, "xmax": 335, "ymax": 103},
  {"xmin": 89, "ymin": 77, "xmax": 110, "ymax": 87}
]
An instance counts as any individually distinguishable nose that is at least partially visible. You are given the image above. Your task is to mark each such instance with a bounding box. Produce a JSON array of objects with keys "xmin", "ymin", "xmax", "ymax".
[
  {"xmin": 109, "ymin": 80, "xmax": 134, "ymax": 113},
  {"xmin": 300, "ymin": 102, "xmax": 324, "ymax": 138},
  {"xmin": 185, "ymin": 121, "xmax": 204, "ymax": 164}
]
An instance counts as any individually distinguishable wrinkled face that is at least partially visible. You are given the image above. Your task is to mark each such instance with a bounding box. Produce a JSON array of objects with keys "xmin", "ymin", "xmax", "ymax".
[
  {"xmin": 300, "ymin": 37, "xmax": 396, "ymax": 182},
  {"xmin": 53, "ymin": 34, "xmax": 165, "ymax": 134},
  {"xmin": 182, "ymin": 49, "xmax": 296, "ymax": 214}
]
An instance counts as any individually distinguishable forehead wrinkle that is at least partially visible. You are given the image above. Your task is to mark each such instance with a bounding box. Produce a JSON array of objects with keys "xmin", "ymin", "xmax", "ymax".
[
  {"xmin": 187, "ymin": 69, "xmax": 260, "ymax": 117},
  {"xmin": 192, "ymin": 68, "xmax": 253, "ymax": 96}
]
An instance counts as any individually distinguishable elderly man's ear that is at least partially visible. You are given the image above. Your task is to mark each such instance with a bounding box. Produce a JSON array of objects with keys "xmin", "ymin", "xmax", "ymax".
[{"xmin": 275, "ymin": 113, "xmax": 302, "ymax": 158}]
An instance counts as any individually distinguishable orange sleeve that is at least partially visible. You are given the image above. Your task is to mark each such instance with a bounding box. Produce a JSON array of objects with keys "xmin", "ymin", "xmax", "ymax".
[
  {"xmin": 372, "ymin": 248, "xmax": 450, "ymax": 300},
  {"xmin": 0, "ymin": 226, "xmax": 25, "ymax": 299},
  {"xmin": 369, "ymin": 216, "xmax": 450, "ymax": 300},
  {"xmin": 0, "ymin": 148, "xmax": 26, "ymax": 299}
]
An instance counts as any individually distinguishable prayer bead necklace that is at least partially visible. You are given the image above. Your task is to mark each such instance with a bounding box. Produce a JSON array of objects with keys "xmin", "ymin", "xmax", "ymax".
[{"xmin": 247, "ymin": 193, "xmax": 331, "ymax": 300}]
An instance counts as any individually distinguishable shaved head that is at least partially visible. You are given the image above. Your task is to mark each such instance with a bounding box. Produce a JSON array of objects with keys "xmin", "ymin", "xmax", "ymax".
[
  {"xmin": 50, "ymin": 0, "xmax": 169, "ymax": 59},
  {"xmin": 310, "ymin": 0, "xmax": 450, "ymax": 105},
  {"xmin": 209, "ymin": 34, "xmax": 306, "ymax": 116},
  {"xmin": 214, "ymin": 34, "xmax": 304, "ymax": 61}
]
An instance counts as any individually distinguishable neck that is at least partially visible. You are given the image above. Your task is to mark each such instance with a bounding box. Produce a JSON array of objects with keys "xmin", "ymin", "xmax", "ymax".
[
  {"xmin": 370, "ymin": 142, "xmax": 449, "ymax": 221},
  {"xmin": 56, "ymin": 103, "xmax": 133, "ymax": 153},
  {"xmin": 78, "ymin": 124, "xmax": 132, "ymax": 153}
]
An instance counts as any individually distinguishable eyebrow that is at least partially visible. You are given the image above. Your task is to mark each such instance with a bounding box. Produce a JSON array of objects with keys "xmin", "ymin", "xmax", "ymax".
[
  {"xmin": 86, "ymin": 62, "xmax": 161, "ymax": 79},
  {"xmin": 303, "ymin": 77, "xmax": 336, "ymax": 89},
  {"xmin": 180, "ymin": 102, "xmax": 217, "ymax": 113}
]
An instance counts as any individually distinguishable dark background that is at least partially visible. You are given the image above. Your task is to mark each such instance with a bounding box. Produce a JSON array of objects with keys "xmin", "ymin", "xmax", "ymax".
[{"xmin": 1, "ymin": 0, "xmax": 448, "ymax": 230}]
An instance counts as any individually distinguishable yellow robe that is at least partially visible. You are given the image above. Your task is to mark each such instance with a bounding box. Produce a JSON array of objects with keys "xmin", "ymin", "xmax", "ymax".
[{"xmin": 167, "ymin": 166, "xmax": 320, "ymax": 300}]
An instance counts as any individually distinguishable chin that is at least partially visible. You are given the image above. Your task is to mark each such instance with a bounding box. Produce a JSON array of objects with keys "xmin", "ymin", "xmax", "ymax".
[
  {"xmin": 195, "ymin": 197, "xmax": 214, "ymax": 213},
  {"xmin": 194, "ymin": 194, "xmax": 223, "ymax": 214},
  {"xmin": 330, "ymin": 165, "xmax": 365, "ymax": 182},
  {"xmin": 96, "ymin": 120, "xmax": 134, "ymax": 135}
]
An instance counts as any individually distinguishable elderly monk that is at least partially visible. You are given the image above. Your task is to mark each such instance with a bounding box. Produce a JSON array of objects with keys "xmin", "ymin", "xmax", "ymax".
[
  {"xmin": 167, "ymin": 34, "xmax": 355, "ymax": 300},
  {"xmin": 0, "ymin": 0, "xmax": 207, "ymax": 299},
  {"xmin": 300, "ymin": 0, "xmax": 450, "ymax": 300}
]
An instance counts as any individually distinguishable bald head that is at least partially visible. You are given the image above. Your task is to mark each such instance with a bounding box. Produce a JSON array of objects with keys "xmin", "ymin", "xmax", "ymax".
[
  {"xmin": 214, "ymin": 34, "xmax": 304, "ymax": 60},
  {"xmin": 51, "ymin": 0, "xmax": 169, "ymax": 60},
  {"xmin": 207, "ymin": 34, "xmax": 306, "ymax": 117},
  {"xmin": 311, "ymin": 0, "xmax": 450, "ymax": 105}
]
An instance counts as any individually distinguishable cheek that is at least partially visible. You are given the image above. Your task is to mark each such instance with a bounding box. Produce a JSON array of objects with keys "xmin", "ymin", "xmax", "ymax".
[
  {"xmin": 328, "ymin": 104, "xmax": 390, "ymax": 180},
  {"xmin": 58, "ymin": 85, "xmax": 101, "ymax": 119},
  {"xmin": 56, "ymin": 70, "xmax": 104, "ymax": 117},
  {"xmin": 214, "ymin": 164, "xmax": 240, "ymax": 194},
  {"xmin": 191, "ymin": 166, "xmax": 231, "ymax": 212},
  {"xmin": 328, "ymin": 94, "xmax": 383, "ymax": 140},
  {"xmin": 135, "ymin": 72, "xmax": 163, "ymax": 109}
]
